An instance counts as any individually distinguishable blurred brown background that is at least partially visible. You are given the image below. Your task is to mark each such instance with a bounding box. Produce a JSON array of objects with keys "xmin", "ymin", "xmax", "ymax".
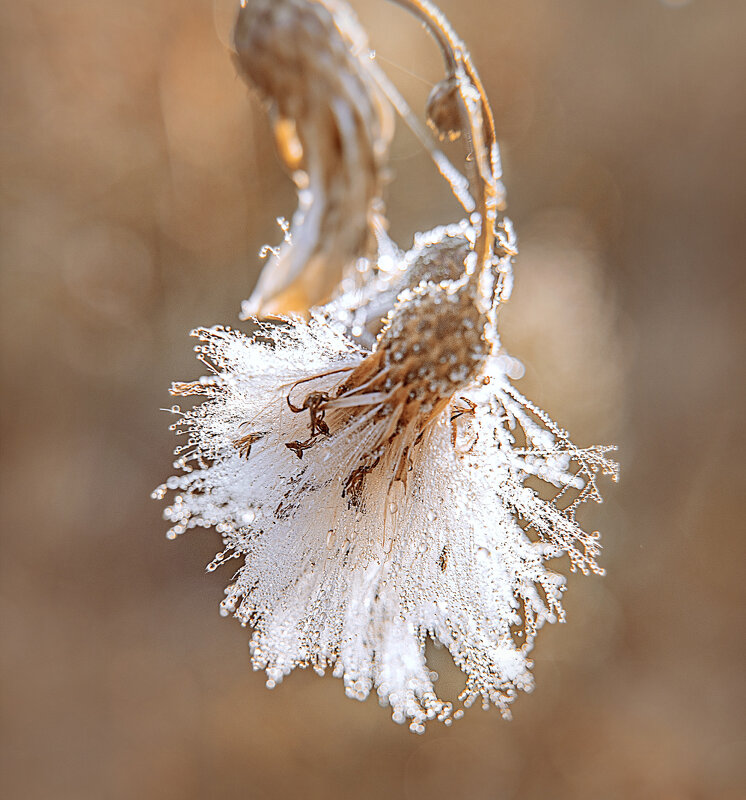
[{"xmin": 1, "ymin": 1, "xmax": 744, "ymax": 798}]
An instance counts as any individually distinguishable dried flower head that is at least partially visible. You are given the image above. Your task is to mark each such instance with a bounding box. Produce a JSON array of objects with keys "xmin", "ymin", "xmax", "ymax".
[
  {"xmin": 156, "ymin": 0, "xmax": 618, "ymax": 731},
  {"xmin": 234, "ymin": 0, "xmax": 393, "ymax": 316}
]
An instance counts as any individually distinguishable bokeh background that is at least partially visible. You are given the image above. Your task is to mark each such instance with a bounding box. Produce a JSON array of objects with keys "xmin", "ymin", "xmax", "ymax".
[{"xmin": 1, "ymin": 1, "xmax": 744, "ymax": 798}]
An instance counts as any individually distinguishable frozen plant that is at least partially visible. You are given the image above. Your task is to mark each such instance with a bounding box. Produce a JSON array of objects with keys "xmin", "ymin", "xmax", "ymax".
[{"xmin": 155, "ymin": 0, "xmax": 618, "ymax": 731}]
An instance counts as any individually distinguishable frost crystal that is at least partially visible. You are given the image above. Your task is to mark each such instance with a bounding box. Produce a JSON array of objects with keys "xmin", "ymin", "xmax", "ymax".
[{"xmin": 156, "ymin": 0, "xmax": 618, "ymax": 731}]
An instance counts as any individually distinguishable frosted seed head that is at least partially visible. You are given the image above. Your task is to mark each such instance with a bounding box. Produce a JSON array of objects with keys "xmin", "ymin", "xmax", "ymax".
[{"xmin": 155, "ymin": 0, "xmax": 617, "ymax": 734}]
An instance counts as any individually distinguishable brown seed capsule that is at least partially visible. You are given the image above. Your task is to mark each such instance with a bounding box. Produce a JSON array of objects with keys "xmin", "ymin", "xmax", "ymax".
[{"xmin": 426, "ymin": 76, "xmax": 463, "ymax": 142}]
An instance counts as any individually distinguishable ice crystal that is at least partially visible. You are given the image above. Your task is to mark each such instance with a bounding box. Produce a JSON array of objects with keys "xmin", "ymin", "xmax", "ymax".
[{"xmin": 156, "ymin": 0, "xmax": 618, "ymax": 731}]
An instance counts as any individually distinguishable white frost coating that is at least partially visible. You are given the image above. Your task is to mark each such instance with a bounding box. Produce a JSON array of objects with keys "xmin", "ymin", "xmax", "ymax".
[{"xmin": 156, "ymin": 311, "xmax": 618, "ymax": 731}]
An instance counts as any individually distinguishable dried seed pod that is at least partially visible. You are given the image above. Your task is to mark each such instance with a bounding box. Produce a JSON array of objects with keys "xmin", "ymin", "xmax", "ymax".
[
  {"xmin": 234, "ymin": 0, "xmax": 393, "ymax": 316},
  {"xmin": 426, "ymin": 76, "xmax": 463, "ymax": 141}
]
